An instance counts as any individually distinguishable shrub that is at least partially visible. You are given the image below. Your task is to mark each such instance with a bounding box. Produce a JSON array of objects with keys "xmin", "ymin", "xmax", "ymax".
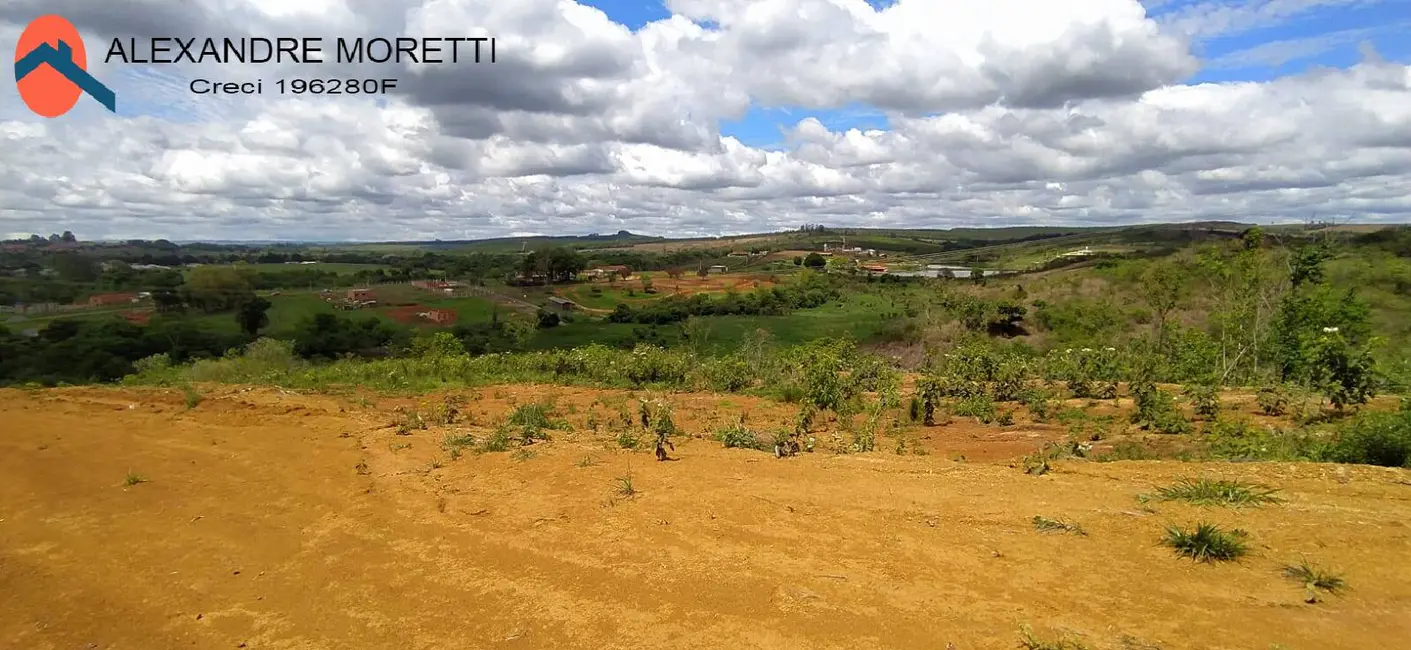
[
  {"xmin": 1257, "ymin": 385, "xmax": 1291, "ymax": 416},
  {"xmin": 1162, "ymin": 523, "xmax": 1249, "ymax": 562},
  {"xmin": 1326, "ymin": 410, "xmax": 1411, "ymax": 467},
  {"xmin": 715, "ymin": 420, "xmax": 767, "ymax": 451},
  {"xmin": 1018, "ymin": 386, "xmax": 1054, "ymax": 422},
  {"xmin": 1187, "ymin": 383, "xmax": 1220, "ymax": 419},
  {"xmin": 954, "ymin": 394, "xmax": 997, "ymax": 423},
  {"xmin": 1131, "ymin": 381, "xmax": 1192, "ymax": 434}
]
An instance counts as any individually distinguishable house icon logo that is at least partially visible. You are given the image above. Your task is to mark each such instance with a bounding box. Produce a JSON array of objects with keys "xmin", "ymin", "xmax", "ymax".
[{"xmin": 14, "ymin": 14, "xmax": 115, "ymax": 117}]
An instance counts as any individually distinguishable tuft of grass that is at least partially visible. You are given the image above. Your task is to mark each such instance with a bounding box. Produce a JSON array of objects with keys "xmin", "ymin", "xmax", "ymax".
[
  {"xmin": 576, "ymin": 454, "xmax": 599, "ymax": 468},
  {"xmin": 1282, "ymin": 559, "xmax": 1346, "ymax": 603},
  {"xmin": 182, "ymin": 385, "xmax": 202, "ymax": 409},
  {"xmin": 1161, "ymin": 522, "xmax": 1249, "ymax": 562},
  {"xmin": 615, "ymin": 474, "xmax": 637, "ymax": 498},
  {"xmin": 123, "ymin": 471, "xmax": 147, "ymax": 486},
  {"xmin": 1154, "ymin": 477, "xmax": 1281, "ymax": 507},
  {"xmin": 479, "ymin": 426, "xmax": 513, "ymax": 453},
  {"xmin": 510, "ymin": 448, "xmax": 537, "ymax": 462},
  {"xmin": 1032, "ymin": 516, "xmax": 1087, "ymax": 536},
  {"xmin": 1018, "ymin": 625, "xmax": 1090, "ymax": 650}
]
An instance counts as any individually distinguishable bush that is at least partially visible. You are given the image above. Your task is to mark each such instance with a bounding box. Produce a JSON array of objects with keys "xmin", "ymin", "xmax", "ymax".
[
  {"xmin": 1131, "ymin": 381, "xmax": 1191, "ymax": 434},
  {"xmin": 1256, "ymin": 385, "xmax": 1291, "ymax": 416},
  {"xmin": 1187, "ymin": 383, "xmax": 1221, "ymax": 419},
  {"xmin": 715, "ymin": 420, "xmax": 767, "ymax": 451},
  {"xmin": 1326, "ymin": 411, "xmax": 1411, "ymax": 468}
]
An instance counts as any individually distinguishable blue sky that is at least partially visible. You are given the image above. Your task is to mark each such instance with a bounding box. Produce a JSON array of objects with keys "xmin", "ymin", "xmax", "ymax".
[{"xmin": 579, "ymin": 0, "xmax": 1411, "ymax": 147}]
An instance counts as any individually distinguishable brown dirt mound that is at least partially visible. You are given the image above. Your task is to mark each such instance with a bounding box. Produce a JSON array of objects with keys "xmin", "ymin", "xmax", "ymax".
[{"xmin": 2, "ymin": 385, "xmax": 1409, "ymax": 650}]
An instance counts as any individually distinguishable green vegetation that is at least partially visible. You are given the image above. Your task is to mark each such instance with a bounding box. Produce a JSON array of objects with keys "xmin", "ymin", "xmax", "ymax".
[
  {"xmin": 1031, "ymin": 516, "xmax": 1087, "ymax": 536},
  {"xmin": 1017, "ymin": 625, "xmax": 1091, "ymax": 650},
  {"xmin": 1162, "ymin": 523, "xmax": 1249, "ymax": 562},
  {"xmin": 1282, "ymin": 559, "xmax": 1346, "ymax": 603},
  {"xmin": 1153, "ymin": 478, "xmax": 1282, "ymax": 507},
  {"xmin": 123, "ymin": 471, "xmax": 146, "ymax": 486}
]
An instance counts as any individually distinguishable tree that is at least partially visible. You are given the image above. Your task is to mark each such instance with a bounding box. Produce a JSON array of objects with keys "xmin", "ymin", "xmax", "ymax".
[
  {"xmin": 536, "ymin": 309, "xmax": 561, "ymax": 328},
  {"xmin": 235, "ymin": 297, "xmax": 271, "ymax": 337},
  {"xmin": 793, "ymin": 256, "xmax": 803, "ymax": 266},
  {"xmin": 666, "ymin": 268, "xmax": 684, "ymax": 280},
  {"xmin": 51, "ymin": 252, "xmax": 97, "ymax": 282},
  {"xmin": 60, "ymin": 231, "xmax": 76, "ymax": 243},
  {"xmin": 617, "ymin": 267, "xmax": 632, "ymax": 281},
  {"xmin": 640, "ymin": 273, "xmax": 654, "ymax": 293},
  {"xmin": 183, "ymin": 265, "xmax": 257, "ymax": 312},
  {"xmin": 1141, "ymin": 260, "xmax": 1191, "ymax": 349},
  {"xmin": 803, "ymin": 253, "xmax": 826, "ymax": 268}
]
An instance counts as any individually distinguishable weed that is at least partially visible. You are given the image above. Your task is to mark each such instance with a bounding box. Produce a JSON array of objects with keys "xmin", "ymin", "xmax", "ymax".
[
  {"xmin": 576, "ymin": 454, "xmax": 599, "ymax": 468},
  {"xmin": 123, "ymin": 471, "xmax": 146, "ymax": 486},
  {"xmin": 1017, "ymin": 624, "xmax": 1090, "ymax": 650},
  {"xmin": 616, "ymin": 428, "xmax": 643, "ymax": 450},
  {"xmin": 1131, "ymin": 382, "xmax": 1192, "ymax": 435},
  {"xmin": 394, "ymin": 406, "xmax": 428, "ymax": 435},
  {"xmin": 182, "ymin": 385, "xmax": 202, "ymax": 409},
  {"xmin": 615, "ymin": 474, "xmax": 637, "ymax": 498},
  {"xmin": 442, "ymin": 432, "xmax": 476, "ymax": 457},
  {"xmin": 1281, "ymin": 559, "xmax": 1346, "ymax": 603},
  {"xmin": 1155, "ymin": 477, "xmax": 1281, "ymax": 507},
  {"xmin": 715, "ymin": 420, "xmax": 767, "ymax": 450},
  {"xmin": 478, "ymin": 426, "xmax": 513, "ymax": 453},
  {"xmin": 1032, "ymin": 516, "xmax": 1087, "ymax": 536},
  {"xmin": 1162, "ymin": 522, "xmax": 1249, "ymax": 562},
  {"xmin": 510, "ymin": 448, "xmax": 536, "ymax": 462},
  {"xmin": 997, "ymin": 408, "xmax": 1016, "ymax": 426},
  {"xmin": 430, "ymin": 394, "xmax": 465, "ymax": 425}
]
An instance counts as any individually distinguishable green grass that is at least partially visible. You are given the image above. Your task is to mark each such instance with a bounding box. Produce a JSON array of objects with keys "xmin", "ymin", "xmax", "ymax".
[
  {"xmin": 1031, "ymin": 516, "xmax": 1087, "ymax": 536},
  {"xmin": 1153, "ymin": 477, "xmax": 1282, "ymax": 507},
  {"xmin": 123, "ymin": 471, "xmax": 147, "ymax": 486},
  {"xmin": 1017, "ymin": 624, "xmax": 1090, "ymax": 650},
  {"xmin": 1162, "ymin": 522, "xmax": 1249, "ymax": 562},
  {"xmin": 1282, "ymin": 559, "xmax": 1346, "ymax": 602},
  {"xmin": 184, "ymin": 262, "xmax": 388, "ymax": 275}
]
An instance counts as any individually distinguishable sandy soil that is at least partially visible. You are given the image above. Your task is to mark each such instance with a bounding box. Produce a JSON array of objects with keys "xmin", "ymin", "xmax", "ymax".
[{"xmin": 3, "ymin": 385, "xmax": 1409, "ymax": 650}]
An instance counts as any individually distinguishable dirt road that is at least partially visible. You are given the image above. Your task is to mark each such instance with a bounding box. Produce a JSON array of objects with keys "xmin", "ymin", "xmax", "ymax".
[{"xmin": 2, "ymin": 386, "xmax": 1409, "ymax": 649}]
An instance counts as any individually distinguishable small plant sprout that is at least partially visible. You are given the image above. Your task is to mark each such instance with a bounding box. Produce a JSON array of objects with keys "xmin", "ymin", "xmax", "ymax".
[
  {"xmin": 123, "ymin": 471, "xmax": 147, "ymax": 486},
  {"xmin": 1155, "ymin": 477, "xmax": 1281, "ymax": 507},
  {"xmin": 576, "ymin": 454, "xmax": 599, "ymax": 468},
  {"xmin": 1032, "ymin": 516, "xmax": 1087, "ymax": 536},
  {"xmin": 1162, "ymin": 522, "xmax": 1249, "ymax": 562},
  {"xmin": 1282, "ymin": 559, "xmax": 1346, "ymax": 603},
  {"xmin": 615, "ymin": 473, "xmax": 637, "ymax": 498}
]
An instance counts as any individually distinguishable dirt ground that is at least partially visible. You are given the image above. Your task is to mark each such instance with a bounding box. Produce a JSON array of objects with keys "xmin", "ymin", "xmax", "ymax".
[{"xmin": 3, "ymin": 385, "xmax": 1410, "ymax": 650}]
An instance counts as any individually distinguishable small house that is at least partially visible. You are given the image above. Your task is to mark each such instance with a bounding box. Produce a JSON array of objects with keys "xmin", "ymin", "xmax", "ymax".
[
  {"xmin": 347, "ymin": 288, "xmax": 373, "ymax": 301},
  {"xmin": 707, "ymin": 265, "xmax": 727, "ymax": 274},
  {"xmin": 548, "ymin": 296, "xmax": 577, "ymax": 311}
]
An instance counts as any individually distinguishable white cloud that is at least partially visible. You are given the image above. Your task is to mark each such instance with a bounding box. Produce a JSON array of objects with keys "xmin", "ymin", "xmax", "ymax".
[{"xmin": 0, "ymin": 0, "xmax": 1408, "ymax": 241}]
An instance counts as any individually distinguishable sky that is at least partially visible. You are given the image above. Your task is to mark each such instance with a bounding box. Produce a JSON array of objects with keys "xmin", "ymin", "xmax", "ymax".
[{"xmin": 1, "ymin": 0, "xmax": 1409, "ymax": 242}]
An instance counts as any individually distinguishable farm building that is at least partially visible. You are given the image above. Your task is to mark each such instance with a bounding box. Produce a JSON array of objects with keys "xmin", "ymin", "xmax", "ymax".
[
  {"xmin": 548, "ymin": 296, "xmax": 577, "ymax": 311},
  {"xmin": 418, "ymin": 308, "xmax": 457, "ymax": 325},
  {"xmin": 861, "ymin": 264, "xmax": 888, "ymax": 273},
  {"xmin": 585, "ymin": 265, "xmax": 630, "ymax": 279},
  {"xmin": 347, "ymin": 288, "xmax": 374, "ymax": 301},
  {"xmin": 87, "ymin": 292, "xmax": 139, "ymax": 307},
  {"xmin": 707, "ymin": 265, "xmax": 728, "ymax": 274}
]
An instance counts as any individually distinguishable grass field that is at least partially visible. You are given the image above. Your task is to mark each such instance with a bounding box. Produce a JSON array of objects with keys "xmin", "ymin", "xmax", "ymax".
[{"xmin": 185, "ymin": 262, "xmax": 389, "ymax": 275}]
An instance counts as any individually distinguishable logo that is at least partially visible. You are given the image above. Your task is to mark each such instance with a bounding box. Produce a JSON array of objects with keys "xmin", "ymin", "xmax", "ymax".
[{"xmin": 14, "ymin": 15, "xmax": 115, "ymax": 117}]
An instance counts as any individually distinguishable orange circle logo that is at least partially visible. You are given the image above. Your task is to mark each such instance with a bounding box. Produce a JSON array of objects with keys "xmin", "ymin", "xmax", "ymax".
[{"xmin": 15, "ymin": 15, "xmax": 91, "ymax": 118}]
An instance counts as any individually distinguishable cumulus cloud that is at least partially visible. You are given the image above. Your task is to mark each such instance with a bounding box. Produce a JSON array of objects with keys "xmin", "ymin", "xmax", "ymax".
[{"xmin": 0, "ymin": 0, "xmax": 1408, "ymax": 241}]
